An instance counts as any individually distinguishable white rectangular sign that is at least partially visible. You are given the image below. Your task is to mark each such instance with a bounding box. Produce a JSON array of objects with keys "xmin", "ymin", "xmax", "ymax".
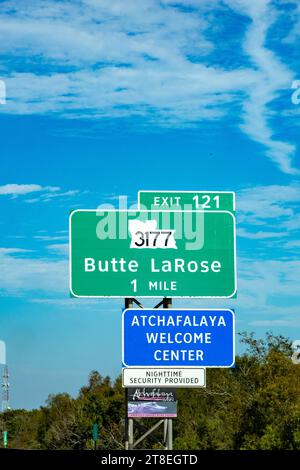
[{"xmin": 122, "ymin": 367, "xmax": 206, "ymax": 388}]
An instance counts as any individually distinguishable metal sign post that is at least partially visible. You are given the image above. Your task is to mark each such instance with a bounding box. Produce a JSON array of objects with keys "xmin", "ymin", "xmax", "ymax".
[
  {"xmin": 124, "ymin": 297, "xmax": 174, "ymax": 451},
  {"xmin": 125, "ymin": 298, "xmax": 133, "ymax": 451}
]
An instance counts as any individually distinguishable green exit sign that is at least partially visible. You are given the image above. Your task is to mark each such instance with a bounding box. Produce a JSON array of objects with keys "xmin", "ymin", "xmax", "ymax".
[
  {"xmin": 70, "ymin": 209, "xmax": 236, "ymax": 298},
  {"xmin": 138, "ymin": 190, "xmax": 235, "ymax": 213},
  {"xmin": 3, "ymin": 431, "xmax": 7, "ymax": 448}
]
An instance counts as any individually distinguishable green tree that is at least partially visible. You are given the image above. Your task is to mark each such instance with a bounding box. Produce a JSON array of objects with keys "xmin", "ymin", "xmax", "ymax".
[{"xmin": 2, "ymin": 332, "xmax": 300, "ymax": 450}]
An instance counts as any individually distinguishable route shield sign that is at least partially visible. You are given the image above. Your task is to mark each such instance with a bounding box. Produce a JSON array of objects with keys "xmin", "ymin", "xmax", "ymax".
[
  {"xmin": 138, "ymin": 190, "xmax": 235, "ymax": 213},
  {"xmin": 69, "ymin": 209, "xmax": 236, "ymax": 298},
  {"xmin": 122, "ymin": 309, "xmax": 235, "ymax": 368}
]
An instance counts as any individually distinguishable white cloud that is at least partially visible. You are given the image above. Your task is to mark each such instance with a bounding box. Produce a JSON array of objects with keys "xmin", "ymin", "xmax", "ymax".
[
  {"xmin": 282, "ymin": 0, "xmax": 300, "ymax": 45},
  {"xmin": 0, "ymin": 183, "xmax": 59, "ymax": 196},
  {"xmin": 34, "ymin": 235, "xmax": 68, "ymax": 241},
  {"xmin": 0, "ymin": 247, "xmax": 68, "ymax": 295},
  {"xmin": 0, "ymin": 244, "xmax": 117, "ymax": 310},
  {"xmin": 0, "ymin": 0, "xmax": 298, "ymax": 172},
  {"xmin": 0, "ymin": 183, "xmax": 81, "ymax": 203},
  {"xmin": 236, "ymin": 184, "xmax": 300, "ymax": 250},
  {"xmin": 0, "ymin": 247, "xmax": 32, "ymax": 254},
  {"xmin": 47, "ymin": 243, "xmax": 69, "ymax": 255},
  {"xmin": 283, "ymin": 240, "xmax": 300, "ymax": 249},
  {"xmin": 237, "ymin": 183, "xmax": 300, "ymax": 227},
  {"xmin": 176, "ymin": 255, "xmax": 300, "ymax": 325},
  {"xmin": 24, "ymin": 198, "xmax": 42, "ymax": 204},
  {"xmin": 43, "ymin": 190, "xmax": 79, "ymax": 199},
  {"xmin": 225, "ymin": 0, "xmax": 298, "ymax": 174},
  {"xmin": 238, "ymin": 257, "xmax": 300, "ymax": 299},
  {"xmin": 250, "ymin": 317, "xmax": 300, "ymax": 327},
  {"xmin": 237, "ymin": 228, "xmax": 288, "ymax": 239}
]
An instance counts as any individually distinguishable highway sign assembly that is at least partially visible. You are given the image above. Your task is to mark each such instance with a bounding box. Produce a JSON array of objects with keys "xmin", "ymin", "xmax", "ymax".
[
  {"xmin": 122, "ymin": 367, "xmax": 206, "ymax": 388},
  {"xmin": 69, "ymin": 209, "xmax": 236, "ymax": 298},
  {"xmin": 69, "ymin": 189, "xmax": 238, "ymax": 451},
  {"xmin": 122, "ymin": 308, "xmax": 235, "ymax": 368},
  {"xmin": 69, "ymin": 191, "xmax": 237, "ymax": 450},
  {"xmin": 92, "ymin": 423, "xmax": 99, "ymax": 442}
]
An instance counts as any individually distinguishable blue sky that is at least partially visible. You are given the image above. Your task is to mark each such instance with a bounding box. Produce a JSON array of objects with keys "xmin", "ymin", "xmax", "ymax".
[{"xmin": 0, "ymin": 0, "xmax": 300, "ymax": 409}]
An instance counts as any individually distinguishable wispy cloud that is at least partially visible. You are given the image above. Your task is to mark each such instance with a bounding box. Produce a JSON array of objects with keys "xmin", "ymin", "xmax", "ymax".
[
  {"xmin": 29, "ymin": 189, "xmax": 80, "ymax": 203},
  {"xmin": 236, "ymin": 183, "xmax": 300, "ymax": 252},
  {"xmin": 231, "ymin": 0, "xmax": 298, "ymax": 175},
  {"xmin": 0, "ymin": 247, "xmax": 68, "ymax": 295},
  {"xmin": 34, "ymin": 235, "xmax": 67, "ymax": 241},
  {"xmin": 282, "ymin": 0, "xmax": 300, "ymax": 45},
  {"xmin": 238, "ymin": 257, "xmax": 300, "ymax": 300},
  {"xmin": 0, "ymin": 0, "xmax": 298, "ymax": 173},
  {"xmin": 237, "ymin": 228, "xmax": 287, "ymax": 240},
  {"xmin": 0, "ymin": 247, "xmax": 32, "ymax": 254},
  {"xmin": 47, "ymin": 243, "xmax": 68, "ymax": 255},
  {"xmin": 0, "ymin": 183, "xmax": 59, "ymax": 197},
  {"xmin": 237, "ymin": 182, "xmax": 300, "ymax": 227},
  {"xmin": 0, "ymin": 182, "xmax": 80, "ymax": 203},
  {"xmin": 283, "ymin": 240, "xmax": 300, "ymax": 249},
  {"xmin": 0, "ymin": 244, "xmax": 118, "ymax": 311},
  {"xmin": 177, "ymin": 254, "xmax": 300, "ymax": 324},
  {"xmin": 250, "ymin": 317, "xmax": 300, "ymax": 327}
]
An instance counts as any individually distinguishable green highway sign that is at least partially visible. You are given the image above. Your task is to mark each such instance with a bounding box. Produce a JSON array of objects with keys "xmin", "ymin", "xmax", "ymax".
[
  {"xmin": 138, "ymin": 190, "xmax": 235, "ymax": 213},
  {"xmin": 92, "ymin": 423, "xmax": 99, "ymax": 441},
  {"xmin": 3, "ymin": 431, "xmax": 7, "ymax": 448},
  {"xmin": 70, "ymin": 209, "xmax": 236, "ymax": 298}
]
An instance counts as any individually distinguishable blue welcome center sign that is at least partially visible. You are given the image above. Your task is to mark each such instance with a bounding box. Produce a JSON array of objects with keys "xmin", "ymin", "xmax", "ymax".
[{"xmin": 122, "ymin": 308, "xmax": 235, "ymax": 368}]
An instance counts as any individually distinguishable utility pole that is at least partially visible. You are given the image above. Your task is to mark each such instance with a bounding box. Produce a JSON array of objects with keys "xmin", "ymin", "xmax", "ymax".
[{"xmin": 2, "ymin": 365, "xmax": 10, "ymax": 412}]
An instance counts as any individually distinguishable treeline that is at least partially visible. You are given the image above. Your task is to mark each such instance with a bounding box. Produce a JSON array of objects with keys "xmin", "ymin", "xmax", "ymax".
[{"xmin": 1, "ymin": 332, "xmax": 300, "ymax": 450}]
